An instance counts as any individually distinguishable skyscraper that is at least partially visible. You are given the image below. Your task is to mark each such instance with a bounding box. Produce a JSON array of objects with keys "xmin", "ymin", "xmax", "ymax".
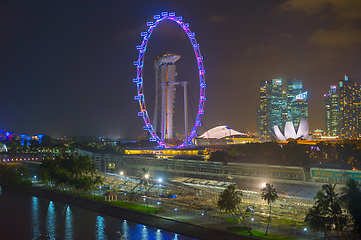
[
  {"xmin": 324, "ymin": 85, "xmax": 338, "ymax": 136},
  {"xmin": 323, "ymin": 75, "xmax": 361, "ymax": 139},
  {"xmin": 257, "ymin": 79, "xmax": 286, "ymax": 138},
  {"xmin": 338, "ymin": 75, "xmax": 361, "ymax": 138},
  {"xmin": 287, "ymin": 79, "xmax": 308, "ymax": 130},
  {"xmin": 153, "ymin": 54, "xmax": 181, "ymax": 140},
  {"xmin": 257, "ymin": 78, "xmax": 308, "ymax": 138}
]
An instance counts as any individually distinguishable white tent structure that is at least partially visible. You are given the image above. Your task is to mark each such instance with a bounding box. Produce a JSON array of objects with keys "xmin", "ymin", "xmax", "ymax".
[
  {"xmin": 273, "ymin": 119, "xmax": 312, "ymax": 141},
  {"xmin": 199, "ymin": 125, "xmax": 248, "ymax": 139},
  {"xmin": 0, "ymin": 143, "xmax": 7, "ymax": 152}
]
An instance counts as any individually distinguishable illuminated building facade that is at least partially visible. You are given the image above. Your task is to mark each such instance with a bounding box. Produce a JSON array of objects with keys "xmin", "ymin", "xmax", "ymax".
[
  {"xmin": 287, "ymin": 79, "xmax": 308, "ymax": 130},
  {"xmin": 323, "ymin": 75, "xmax": 361, "ymax": 138},
  {"xmin": 324, "ymin": 85, "xmax": 339, "ymax": 136},
  {"xmin": 338, "ymin": 75, "xmax": 361, "ymax": 138},
  {"xmin": 257, "ymin": 78, "xmax": 308, "ymax": 138},
  {"xmin": 153, "ymin": 54, "xmax": 181, "ymax": 140},
  {"xmin": 257, "ymin": 79, "xmax": 285, "ymax": 138}
]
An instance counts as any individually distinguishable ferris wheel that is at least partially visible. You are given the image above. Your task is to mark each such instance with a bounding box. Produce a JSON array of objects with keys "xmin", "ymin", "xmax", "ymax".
[{"xmin": 133, "ymin": 12, "xmax": 206, "ymax": 148}]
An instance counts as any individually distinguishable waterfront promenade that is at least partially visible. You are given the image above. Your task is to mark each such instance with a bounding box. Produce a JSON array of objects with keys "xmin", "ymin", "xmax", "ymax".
[
  {"xmin": 26, "ymin": 187, "xmax": 255, "ymax": 240},
  {"xmin": 26, "ymin": 183, "xmax": 323, "ymax": 240}
]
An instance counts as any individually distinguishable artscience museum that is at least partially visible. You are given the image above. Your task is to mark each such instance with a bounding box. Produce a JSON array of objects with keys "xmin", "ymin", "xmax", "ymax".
[{"xmin": 273, "ymin": 119, "xmax": 312, "ymax": 141}]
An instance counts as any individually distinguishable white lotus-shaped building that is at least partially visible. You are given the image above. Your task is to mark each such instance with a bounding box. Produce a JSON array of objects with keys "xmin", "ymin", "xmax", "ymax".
[{"xmin": 273, "ymin": 119, "xmax": 312, "ymax": 141}]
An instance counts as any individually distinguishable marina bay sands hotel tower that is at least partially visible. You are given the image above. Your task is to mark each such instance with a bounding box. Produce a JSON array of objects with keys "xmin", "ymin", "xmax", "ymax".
[{"xmin": 153, "ymin": 53, "xmax": 181, "ymax": 140}]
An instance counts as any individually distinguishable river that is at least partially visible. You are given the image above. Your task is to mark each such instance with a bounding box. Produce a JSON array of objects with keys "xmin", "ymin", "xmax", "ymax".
[{"xmin": 0, "ymin": 188, "xmax": 197, "ymax": 240}]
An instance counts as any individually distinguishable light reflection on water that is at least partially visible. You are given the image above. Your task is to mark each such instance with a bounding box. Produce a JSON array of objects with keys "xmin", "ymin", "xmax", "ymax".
[
  {"xmin": 0, "ymin": 189, "xmax": 197, "ymax": 240},
  {"xmin": 65, "ymin": 205, "xmax": 73, "ymax": 240},
  {"xmin": 95, "ymin": 215, "xmax": 106, "ymax": 240},
  {"xmin": 122, "ymin": 219, "xmax": 129, "ymax": 239},
  {"xmin": 46, "ymin": 201, "xmax": 57, "ymax": 239},
  {"xmin": 142, "ymin": 225, "xmax": 149, "ymax": 240},
  {"xmin": 156, "ymin": 229, "xmax": 162, "ymax": 240},
  {"xmin": 31, "ymin": 196, "xmax": 41, "ymax": 240}
]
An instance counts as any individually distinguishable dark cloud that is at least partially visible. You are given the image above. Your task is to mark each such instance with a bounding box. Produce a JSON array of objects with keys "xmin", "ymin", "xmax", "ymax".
[
  {"xmin": 280, "ymin": 0, "xmax": 361, "ymax": 21},
  {"xmin": 281, "ymin": 33, "xmax": 292, "ymax": 38},
  {"xmin": 0, "ymin": 0, "xmax": 360, "ymax": 138},
  {"xmin": 308, "ymin": 25, "xmax": 361, "ymax": 47},
  {"xmin": 281, "ymin": 0, "xmax": 361, "ymax": 48},
  {"xmin": 208, "ymin": 14, "xmax": 226, "ymax": 23}
]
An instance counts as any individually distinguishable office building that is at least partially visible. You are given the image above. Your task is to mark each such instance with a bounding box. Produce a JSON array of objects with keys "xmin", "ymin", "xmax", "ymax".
[
  {"xmin": 338, "ymin": 75, "xmax": 361, "ymax": 138},
  {"xmin": 323, "ymin": 75, "xmax": 361, "ymax": 139},
  {"xmin": 324, "ymin": 85, "xmax": 338, "ymax": 136},
  {"xmin": 257, "ymin": 78, "xmax": 308, "ymax": 138},
  {"xmin": 287, "ymin": 79, "xmax": 308, "ymax": 130}
]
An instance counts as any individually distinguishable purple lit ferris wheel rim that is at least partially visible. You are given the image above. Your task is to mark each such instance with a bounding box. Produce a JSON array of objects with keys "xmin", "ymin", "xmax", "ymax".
[{"xmin": 133, "ymin": 12, "xmax": 206, "ymax": 148}]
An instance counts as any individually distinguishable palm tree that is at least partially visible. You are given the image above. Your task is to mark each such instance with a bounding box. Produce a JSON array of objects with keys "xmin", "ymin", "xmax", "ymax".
[
  {"xmin": 261, "ymin": 183, "xmax": 278, "ymax": 236},
  {"xmin": 91, "ymin": 175, "xmax": 103, "ymax": 198},
  {"xmin": 136, "ymin": 168, "xmax": 152, "ymax": 213},
  {"xmin": 217, "ymin": 184, "xmax": 253, "ymax": 236},
  {"xmin": 129, "ymin": 191, "xmax": 138, "ymax": 205},
  {"xmin": 314, "ymin": 183, "xmax": 347, "ymax": 240},
  {"xmin": 305, "ymin": 205, "xmax": 332, "ymax": 240},
  {"xmin": 341, "ymin": 179, "xmax": 361, "ymax": 237}
]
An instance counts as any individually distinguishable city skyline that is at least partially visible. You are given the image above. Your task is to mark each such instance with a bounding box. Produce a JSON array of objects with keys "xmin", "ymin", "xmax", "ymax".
[
  {"xmin": 1, "ymin": 0, "xmax": 360, "ymax": 138},
  {"xmin": 257, "ymin": 78, "xmax": 308, "ymax": 138}
]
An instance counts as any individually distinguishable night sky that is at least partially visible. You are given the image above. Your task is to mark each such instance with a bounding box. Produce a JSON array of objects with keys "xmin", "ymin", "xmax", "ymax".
[{"xmin": 1, "ymin": 0, "xmax": 360, "ymax": 138}]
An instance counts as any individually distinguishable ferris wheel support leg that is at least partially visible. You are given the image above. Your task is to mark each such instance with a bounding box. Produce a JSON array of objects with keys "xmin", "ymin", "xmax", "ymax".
[
  {"xmin": 182, "ymin": 82, "xmax": 188, "ymax": 148},
  {"xmin": 161, "ymin": 83, "xmax": 167, "ymax": 141}
]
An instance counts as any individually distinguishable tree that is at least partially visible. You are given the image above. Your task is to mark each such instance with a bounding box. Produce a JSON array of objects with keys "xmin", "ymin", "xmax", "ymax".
[
  {"xmin": 217, "ymin": 184, "xmax": 253, "ymax": 236},
  {"xmin": 282, "ymin": 142, "xmax": 309, "ymax": 166},
  {"xmin": 261, "ymin": 183, "xmax": 278, "ymax": 236},
  {"xmin": 305, "ymin": 205, "xmax": 332, "ymax": 240},
  {"xmin": 38, "ymin": 154, "xmax": 103, "ymax": 196},
  {"xmin": 136, "ymin": 167, "xmax": 152, "ymax": 213},
  {"xmin": 341, "ymin": 179, "xmax": 361, "ymax": 237},
  {"xmin": 309, "ymin": 183, "xmax": 347, "ymax": 240},
  {"xmin": 209, "ymin": 151, "xmax": 231, "ymax": 162},
  {"xmin": 0, "ymin": 164, "xmax": 32, "ymax": 189},
  {"xmin": 129, "ymin": 191, "xmax": 138, "ymax": 205}
]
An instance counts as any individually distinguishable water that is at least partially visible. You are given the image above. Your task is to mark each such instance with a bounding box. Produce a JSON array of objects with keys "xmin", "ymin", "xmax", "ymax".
[{"xmin": 0, "ymin": 189, "xmax": 197, "ymax": 240}]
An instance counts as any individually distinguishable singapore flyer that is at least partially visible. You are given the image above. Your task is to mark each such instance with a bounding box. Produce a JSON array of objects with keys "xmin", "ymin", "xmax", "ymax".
[{"xmin": 133, "ymin": 12, "xmax": 206, "ymax": 148}]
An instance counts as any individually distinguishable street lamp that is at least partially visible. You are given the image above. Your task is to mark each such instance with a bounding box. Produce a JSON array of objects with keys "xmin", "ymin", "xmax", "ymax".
[
  {"xmin": 120, "ymin": 171, "xmax": 124, "ymax": 176},
  {"xmin": 304, "ymin": 227, "xmax": 307, "ymax": 240}
]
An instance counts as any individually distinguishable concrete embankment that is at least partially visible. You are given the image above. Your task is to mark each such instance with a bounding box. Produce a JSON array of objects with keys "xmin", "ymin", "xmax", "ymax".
[{"xmin": 26, "ymin": 187, "xmax": 256, "ymax": 240}]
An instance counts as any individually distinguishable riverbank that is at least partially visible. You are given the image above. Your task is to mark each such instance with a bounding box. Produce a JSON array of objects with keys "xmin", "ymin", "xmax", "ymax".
[{"xmin": 26, "ymin": 187, "xmax": 256, "ymax": 240}]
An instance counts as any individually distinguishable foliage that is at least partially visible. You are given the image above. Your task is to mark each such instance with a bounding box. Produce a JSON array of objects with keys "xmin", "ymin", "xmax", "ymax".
[
  {"xmin": 218, "ymin": 184, "xmax": 253, "ymax": 236},
  {"xmin": 341, "ymin": 179, "xmax": 361, "ymax": 236},
  {"xmin": 38, "ymin": 154, "xmax": 103, "ymax": 197},
  {"xmin": 0, "ymin": 164, "xmax": 32, "ymax": 189},
  {"xmin": 128, "ymin": 191, "xmax": 138, "ymax": 205},
  {"xmin": 221, "ymin": 140, "xmax": 361, "ymax": 168},
  {"xmin": 282, "ymin": 142, "xmax": 309, "ymax": 166},
  {"xmin": 135, "ymin": 167, "xmax": 152, "ymax": 213},
  {"xmin": 261, "ymin": 183, "xmax": 278, "ymax": 235},
  {"xmin": 305, "ymin": 183, "xmax": 347, "ymax": 240},
  {"xmin": 209, "ymin": 151, "xmax": 231, "ymax": 162}
]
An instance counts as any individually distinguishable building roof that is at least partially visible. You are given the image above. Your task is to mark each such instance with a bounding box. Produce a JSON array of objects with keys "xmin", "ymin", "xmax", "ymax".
[
  {"xmin": 199, "ymin": 125, "xmax": 248, "ymax": 139},
  {"xmin": 273, "ymin": 119, "xmax": 312, "ymax": 141},
  {"xmin": 103, "ymin": 192, "xmax": 118, "ymax": 196}
]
